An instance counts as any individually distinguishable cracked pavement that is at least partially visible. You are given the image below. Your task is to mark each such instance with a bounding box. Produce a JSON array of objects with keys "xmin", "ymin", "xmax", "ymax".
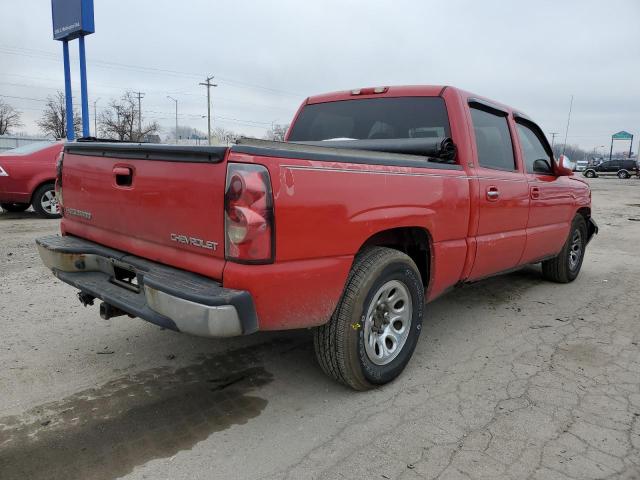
[{"xmin": 1, "ymin": 178, "xmax": 639, "ymax": 479}]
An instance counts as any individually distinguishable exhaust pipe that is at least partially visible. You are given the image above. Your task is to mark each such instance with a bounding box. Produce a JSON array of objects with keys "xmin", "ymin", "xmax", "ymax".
[{"xmin": 99, "ymin": 302, "xmax": 127, "ymax": 320}]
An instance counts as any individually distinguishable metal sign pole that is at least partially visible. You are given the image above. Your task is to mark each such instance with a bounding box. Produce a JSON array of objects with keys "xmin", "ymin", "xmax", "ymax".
[
  {"xmin": 609, "ymin": 137, "xmax": 613, "ymax": 161},
  {"xmin": 51, "ymin": 0, "xmax": 95, "ymax": 141},
  {"xmin": 62, "ymin": 40, "xmax": 74, "ymax": 141},
  {"xmin": 78, "ymin": 35, "xmax": 90, "ymax": 137}
]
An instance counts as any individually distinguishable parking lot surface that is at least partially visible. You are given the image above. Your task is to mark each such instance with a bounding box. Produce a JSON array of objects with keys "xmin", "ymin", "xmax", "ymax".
[{"xmin": 1, "ymin": 178, "xmax": 639, "ymax": 480}]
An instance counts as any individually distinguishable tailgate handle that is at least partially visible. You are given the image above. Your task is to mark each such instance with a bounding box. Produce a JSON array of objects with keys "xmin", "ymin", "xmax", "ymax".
[{"xmin": 113, "ymin": 166, "xmax": 133, "ymax": 186}]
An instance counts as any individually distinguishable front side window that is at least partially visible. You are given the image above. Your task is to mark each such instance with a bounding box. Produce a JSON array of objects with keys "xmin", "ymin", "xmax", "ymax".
[
  {"xmin": 515, "ymin": 121, "xmax": 553, "ymax": 174},
  {"xmin": 469, "ymin": 107, "xmax": 516, "ymax": 171},
  {"xmin": 287, "ymin": 97, "xmax": 451, "ymax": 142}
]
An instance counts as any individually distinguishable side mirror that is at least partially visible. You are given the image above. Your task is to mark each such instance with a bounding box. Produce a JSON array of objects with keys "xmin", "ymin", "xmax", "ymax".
[
  {"xmin": 554, "ymin": 155, "xmax": 574, "ymax": 176},
  {"xmin": 533, "ymin": 159, "xmax": 553, "ymax": 174}
]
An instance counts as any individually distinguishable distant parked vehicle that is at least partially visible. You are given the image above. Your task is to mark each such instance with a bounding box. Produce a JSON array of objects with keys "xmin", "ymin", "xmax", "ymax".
[
  {"xmin": 575, "ymin": 160, "xmax": 588, "ymax": 172},
  {"xmin": 583, "ymin": 159, "xmax": 638, "ymax": 179},
  {"xmin": 0, "ymin": 141, "xmax": 63, "ymax": 218}
]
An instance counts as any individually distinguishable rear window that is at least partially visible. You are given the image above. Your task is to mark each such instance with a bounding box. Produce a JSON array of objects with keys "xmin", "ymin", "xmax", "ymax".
[
  {"xmin": 287, "ymin": 97, "xmax": 451, "ymax": 142},
  {"xmin": 470, "ymin": 107, "xmax": 516, "ymax": 171}
]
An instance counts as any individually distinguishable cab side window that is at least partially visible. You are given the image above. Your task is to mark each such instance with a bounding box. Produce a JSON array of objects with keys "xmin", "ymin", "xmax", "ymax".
[
  {"xmin": 515, "ymin": 120, "xmax": 553, "ymax": 174},
  {"xmin": 470, "ymin": 107, "xmax": 516, "ymax": 171}
]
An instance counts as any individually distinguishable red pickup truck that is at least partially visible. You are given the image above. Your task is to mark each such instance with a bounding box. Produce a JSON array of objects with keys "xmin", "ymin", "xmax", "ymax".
[
  {"xmin": 37, "ymin": 86, "xmax": 597, "ymax": 389},
  {"xmin": 0, "ymin": 141, "xmax": 63, "ymax": 218}
]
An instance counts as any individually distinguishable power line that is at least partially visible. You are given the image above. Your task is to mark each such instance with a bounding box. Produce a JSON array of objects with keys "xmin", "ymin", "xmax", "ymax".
[
  {"xmin": 0, "ymin": 44, "xmax": 304, "ymax": 98},
  {"xmin": 0, "ymin": 74, "xmax": 298, "ymax": 116}
]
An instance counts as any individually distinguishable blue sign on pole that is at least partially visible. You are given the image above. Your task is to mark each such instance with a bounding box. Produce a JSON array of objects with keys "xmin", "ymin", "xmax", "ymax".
[
  {"xmin": 51, "ymin": 0, "xmax": 94, "ymax": 41},
  {"xmin": 51, "ymin": 0, "xmax": 94, "ymax": 140}
]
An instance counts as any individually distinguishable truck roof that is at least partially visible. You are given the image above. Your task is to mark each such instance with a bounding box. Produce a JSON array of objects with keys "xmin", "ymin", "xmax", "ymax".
[
  {"xmin": 306, "ymin": 85, "xmax": 448, "ymax": 104},
  {"xmin": 305, "ymin": 85, "xmax": 523, "ymax": 119}
]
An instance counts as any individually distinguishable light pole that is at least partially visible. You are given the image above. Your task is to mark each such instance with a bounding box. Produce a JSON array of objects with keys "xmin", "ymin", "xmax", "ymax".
[
  {"xmin": 561, "ymin": 95, "xmax": 574, "ymax": 156},
  {"xmin": 93, "ymin": 97, "xmax": 100, "ymax": 137},
  {"xmin": 167, "ymin": 96, "xmax": 178, "ymax": 144}
]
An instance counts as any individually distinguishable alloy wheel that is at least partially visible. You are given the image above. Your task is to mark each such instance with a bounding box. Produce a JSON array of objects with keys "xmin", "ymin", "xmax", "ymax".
[{"xmin": 363, "ymin": 280, "xmax": 413, "ymax": 365}]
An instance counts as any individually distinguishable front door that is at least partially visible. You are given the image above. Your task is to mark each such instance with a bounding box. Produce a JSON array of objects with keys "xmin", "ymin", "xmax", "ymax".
[{"xmin": 514, "ymin": 118, "xmax": 574, "ymax": 263}]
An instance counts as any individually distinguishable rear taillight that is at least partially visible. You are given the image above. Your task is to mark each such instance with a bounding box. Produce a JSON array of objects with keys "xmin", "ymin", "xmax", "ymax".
[
  {"xmin": 55, "ymin": 151, "xmax": 64, "ymax": 208},
  {"xmin": 224, "ymin": 163, "xmax": 274, "ymax": 263}
]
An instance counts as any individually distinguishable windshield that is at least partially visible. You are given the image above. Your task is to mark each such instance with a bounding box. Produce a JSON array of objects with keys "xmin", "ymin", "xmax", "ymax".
[
  {"xmin": 0, "ymin": 141, "xmax": 55, "ymax": 156},
  {"xmin": 288, "ymin": 97, "xmax": 451, "ymax": 142}
]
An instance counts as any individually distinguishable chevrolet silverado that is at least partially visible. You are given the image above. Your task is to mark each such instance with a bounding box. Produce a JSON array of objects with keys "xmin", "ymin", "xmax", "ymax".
[{"xmin": 36, "ymin": 85, "xmax": 597, "ymax": 389}]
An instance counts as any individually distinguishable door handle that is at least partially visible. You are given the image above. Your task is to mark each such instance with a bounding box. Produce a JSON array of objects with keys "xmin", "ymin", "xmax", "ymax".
[
  {"xmin": 486, "ymin": 186, "xmax": 500, "ymax": 201},
  {"xmin": 530, "ymin": 186, "xmax": 540, "ymax": 199},
  {"xmin": 113, "ymin": 166, "xmax": 133, "ymax": 186}
]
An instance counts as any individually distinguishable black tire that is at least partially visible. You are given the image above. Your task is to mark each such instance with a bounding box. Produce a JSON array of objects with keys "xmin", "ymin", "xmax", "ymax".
[
  {"xmin": 617, "ymin": 170, "xmax": 630, "ymax": 179},
  {"xmin": 32, "ymin": 183, "xmax": 61, "ymax": 219},
  {"xmin": 0, "ymin": 203, "xmax": 29, "ymax": 212},
  {"xmin": 542, "ymin": 216, "xmax": 587, "ymax": 283},
  {"xmin": 314, "ymin": 247, "xmax": 425, "ymax": 390},
  {"xmin": 584, "ymin": 170, "xmax": 596, "ymax": 178}
]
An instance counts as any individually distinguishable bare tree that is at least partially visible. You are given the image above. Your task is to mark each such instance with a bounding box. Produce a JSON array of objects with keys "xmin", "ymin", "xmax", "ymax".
[
  {"xmin": 169, "ymin": 125, "xmax": 207, "ymax": 143},
  {"xmin": 99, "ymin": 92, "xmax": 159, "ymax": 141},
  {"xmin": 0, "ymin": 99, "xmax": 23, "ymax": 135},
  {"xmin": 213, "ymin": 127, "xmax": 241, "ymax": 145},
  {"xmin": 263, "ymin": 123, "xmax": 289, "ymax": 142},
  {"xmin": 552, "ymin": 143, "xmax": 590, "ymax": 162},
  {"xmin": 37, "ymin": 91, "xmax": 81, "ymax": 139}
]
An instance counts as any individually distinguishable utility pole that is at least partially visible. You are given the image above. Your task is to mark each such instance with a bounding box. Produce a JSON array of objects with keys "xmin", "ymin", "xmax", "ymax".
[
  {"xmin": 133, "ymin": 91, "xmax": 145, "ymax": 141},
  {"xmin": 549, "ymin": 132, "xmax": 559, "ymax": 151},
  {"xmin": 199, "ymin": 75, "xmax": 217, "ymax": 145},
  {"xmin": 561, "ymin": 95, "xmax": 574, "ymax": 157},
  {"xmin": 167, "ymin": 96, "xmax": 178, "ymax": 143},
  {"xmin": 93, "ymin": 97, "xmax": 100, "ymax": 137}
]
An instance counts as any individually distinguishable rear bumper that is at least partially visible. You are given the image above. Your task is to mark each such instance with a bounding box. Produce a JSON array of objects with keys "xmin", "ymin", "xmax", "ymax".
[{"xmin": 36, "ymin": 235, "xmax": 258, "ymax": 337}]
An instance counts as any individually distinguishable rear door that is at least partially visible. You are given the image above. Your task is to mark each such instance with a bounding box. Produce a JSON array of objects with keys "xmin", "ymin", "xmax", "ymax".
[
  {"xmin": 467, "ymin": 103, "xmax": 529, "ymax": 280},
  {"xmin": 514, "ymin": 118, "xmax": 574, "ymax": 263}
]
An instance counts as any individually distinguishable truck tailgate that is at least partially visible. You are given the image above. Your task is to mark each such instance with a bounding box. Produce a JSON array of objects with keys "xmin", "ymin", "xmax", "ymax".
[{"xmin": 60, "ymin": 144, "xmax": 229, "ymax": 280}]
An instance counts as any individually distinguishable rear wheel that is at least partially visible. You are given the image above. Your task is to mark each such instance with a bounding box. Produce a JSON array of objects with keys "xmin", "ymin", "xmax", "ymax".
[
  {"xmin": 617, "ymin": 170, "xmax": 630, "ymax": 179},
  {"xmin": 1, "ymin": 203, "xmax": 29, "ymax": 212},
  {"xmin": 542, "ymin": 216, "xmax": 587, "ymax": 283},
  {"xmin": 32, "ymin": 183, "xmax": 61, "ymax": 219},
  {"xmin": 314, "ymin": 247, "xmax": 424, "ymax": 390}
]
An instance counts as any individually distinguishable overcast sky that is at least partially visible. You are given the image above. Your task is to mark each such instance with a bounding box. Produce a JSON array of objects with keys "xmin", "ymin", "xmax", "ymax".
[{"xmin": 1, "ymin": 0, "xmax": 639, "ymax": 152}]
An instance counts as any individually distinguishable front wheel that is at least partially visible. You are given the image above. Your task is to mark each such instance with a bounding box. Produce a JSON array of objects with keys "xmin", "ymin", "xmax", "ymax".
[
  {"xmin": 314, "ymin": 247, "xmax": 425, "ymax": 390},
  {"xmin": 32, "ymin": 183, "xmax": 61, "ymax": 219},
  {"xmin": 542, "ymin": 216, "xmax": 587, "ymax": 283},
  {"xmin": 1, "ymin": 203, "xmax": 30, "ymax": 213},
  {"xmin": 583, "ymin": 170, "xmax": 596, "ymax": 178}
]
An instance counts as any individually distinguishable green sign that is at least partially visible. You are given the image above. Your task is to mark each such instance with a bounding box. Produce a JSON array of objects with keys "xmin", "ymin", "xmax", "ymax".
[{"xmin": 612, "ymin": 131, "xmax": 633, "ymax": 140}]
